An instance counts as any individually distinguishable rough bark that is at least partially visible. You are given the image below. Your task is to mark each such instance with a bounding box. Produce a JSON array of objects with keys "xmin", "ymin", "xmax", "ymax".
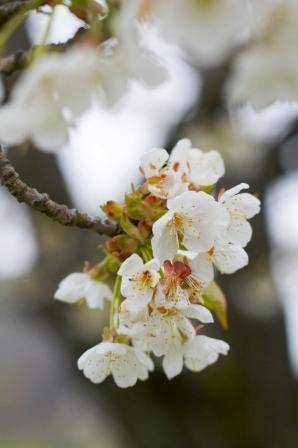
[{"xmin": 0, "ymin": 147, "xmax": 119, "ymax": 236}]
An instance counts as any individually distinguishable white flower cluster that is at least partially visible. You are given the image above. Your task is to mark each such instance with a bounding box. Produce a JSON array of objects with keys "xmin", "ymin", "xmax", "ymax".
[
  {"xmin": 227, "ymin": 0, "xmax": 298, "ymax": 108},
  {"xmin": 0, "ymin": 1, "xmax": 167, "ymax": 151},
  {"xmin": 135, "ymin": 0, "xmax": 298, "ymax": 108},
  {"xmin": 135, "ymin": 0, "xmax": 264, "ymax": 68},
  {"xmin": 55, "ymin": 139, "xmax": 260, "ymax": 388}
]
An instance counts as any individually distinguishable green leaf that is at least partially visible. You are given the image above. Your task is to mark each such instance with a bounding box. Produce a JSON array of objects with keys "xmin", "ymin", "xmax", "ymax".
[{"xmin": 202, "ymin": 282, "xmax": 228, "ymax": 329}]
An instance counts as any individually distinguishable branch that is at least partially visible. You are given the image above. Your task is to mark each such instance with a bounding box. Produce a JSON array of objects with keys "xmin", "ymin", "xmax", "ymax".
[
  {"xmin": 0, "ymin": 26, "xmax": 87, "ymax": 75},
  {"xmin": 0, "ymin": 0, "xmax": 28, "ymax": 26},
  {"xmin": 0, "ymin": 147, "xmax": 119, "ymax": 236}
]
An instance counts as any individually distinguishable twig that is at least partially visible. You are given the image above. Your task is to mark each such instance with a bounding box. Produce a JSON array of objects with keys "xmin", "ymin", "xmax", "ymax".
[{"xmin": 0, "ymin": 147, "xmax": 119, "ymax": 236}]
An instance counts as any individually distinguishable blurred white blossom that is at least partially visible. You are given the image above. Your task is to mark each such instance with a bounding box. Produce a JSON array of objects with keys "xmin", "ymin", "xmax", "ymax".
[
  {"xmin": 136, "ymin": 0, "xmax": 253, "ymax": 67},
  {"xmin": 227, "ymin": 0, "xmax": 298, "ymax": 108},
  {"xmin": 54, "ymin": 272, "xmax": 112, "ymax": 309}
]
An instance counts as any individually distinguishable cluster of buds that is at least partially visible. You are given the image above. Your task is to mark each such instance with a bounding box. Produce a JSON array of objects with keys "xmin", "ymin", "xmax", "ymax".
[{"xmin": 55, "ymin": 139, "xmax": 260, "ymax": 388}]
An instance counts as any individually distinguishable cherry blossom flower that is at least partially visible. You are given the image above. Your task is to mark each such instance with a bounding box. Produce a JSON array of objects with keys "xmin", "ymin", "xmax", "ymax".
[
  {"xmin": 162, "ymin": 334, "xmax": 230, "ymax": 379},
  {"xmin": 227, "ymin": 0, "xmax": 298, "ymax": 108},
  {"xmin": 140, "ymin": 148, "xmax": 169, "ymax": 178},
  {"xmin": 179, "ymin": 250, "xmax": 215, "ymax": 289},
  {"xmin": 154, "ymin": 260, "xmax": 192, "ymax": 309},
  {"xmin": 118, "ymin": 254, "xmax": 160, "ymax": 312},
  {"xmin": 170, "ymin": 138, "xmax": 225, "ymax": 187},
  {"xmin": 219, "ymin": 183, "xmax": 261, "ymax": 247},
  {"xmin": 54, "ymin": 272, "xmax": 112, "ymax": 309},
  {"xmin": 184, "ymin": 335, "xmax": 230, "ymax": 372},
  {"xmin": 138, "ymin": 0, "xmax": 251, "ymax": 67},
  {"xmin": 152, "ymin": 190, "xmax": 229, "ymax": 263},
  {"xmin": 148, "ymin": 307, "xmax": 213, "ymax": 379},
  {"xmin": 140, "ymin": 148, "xmax": 187, "ymax": 199},
  {"xmin": 52, "ymin": 137, "xmax": 261, "ymax": 387},
  {"xmin": 0, "ymin": 47, "xmax": 101, "ymax": 151},
  {"xmin": 205, "ymin": 241, "xmax": 250, "ymax": 275},
  {"xmin": 78, "ymin": 342, "xmax": 154, "ymax": 388},
  {"xmin": 120, "ymin": 302, "xmax": 213, "ymax": 358},
  {"xmin": 98, "ymin": 0, "xmax": 167, "ymax": 107},
  {"xmin": 184, "ymin": 184, "xmax": 261, "ymax": 275},
  {"xmin": 0, "ymin": 2, "xmax": 167, "ymax": 152},
  {"xmin": 154, "ymin": 259, "xmax": 212, "ymax": 309}
]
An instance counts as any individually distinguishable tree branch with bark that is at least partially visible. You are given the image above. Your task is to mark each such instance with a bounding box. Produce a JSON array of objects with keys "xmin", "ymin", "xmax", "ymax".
[{"xmin": 0, "ymin": 146, "xmax": 119, "ymax": 236}]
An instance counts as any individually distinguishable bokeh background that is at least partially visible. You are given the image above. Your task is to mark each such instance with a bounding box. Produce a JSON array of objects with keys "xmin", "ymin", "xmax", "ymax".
[{"xmin": 1, "ymin": 5, "xmax": 298, "ymax": 447}]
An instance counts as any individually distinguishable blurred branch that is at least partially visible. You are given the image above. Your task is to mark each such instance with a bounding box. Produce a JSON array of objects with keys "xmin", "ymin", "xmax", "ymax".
[
  {"xmin": 0, "ymin": 0, "xmax": 29, "ymax": 26},
  {"xmin": 0, "ymin": 26, "xmax": 87, "ymax": 75},
  {"xmin": 0, "ymin": 146, "xmax": 119, "ymax": 236}
]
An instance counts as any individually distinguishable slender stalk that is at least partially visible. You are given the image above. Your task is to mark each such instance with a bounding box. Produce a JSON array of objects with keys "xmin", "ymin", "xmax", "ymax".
[
  {"xmin": 0, "ymin": 0, "xmax": 45, "ymax": 52},
  {"xmin": 32, "ymin": 6, "xmax": 55, "ymax": 61},
  {"xmin": 140, "ymin": 245, "xmax": 153, "ymax": 263},
  {"xmin": 109, "ymin": 275, "xmax": 122, "ymax": 330}
]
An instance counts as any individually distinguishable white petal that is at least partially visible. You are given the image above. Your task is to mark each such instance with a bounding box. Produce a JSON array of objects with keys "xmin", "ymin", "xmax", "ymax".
[
  {"xmin": 176, "ymin": 315, "xmax": 195, "ymax": 340},
  {"xmin": 54, "ymin": 273, "xmax": 88, "ymax": 304},
  {"xmin": 183, "ymin": 195, "xmax": 229, "ymax": 253},
  {"xmin": 152, "ymin": 211, "xmax": 178, "ymax": 263},
  {"xmin": 220, "ymin": 184, "xmax": 261, "ymax": 219},
  {"xmin": 148, "ymin": 169, "xmax": 187, "ymax": 199},
  {"xmin": 162, "ymin": 346, "xmax": 184, "ymax": 379},
  {"xmin": 189, "ymin": 150, "xmax": 225, "ymax": 186},
  {"xmin": 134, "ymin": 350, "xmax": 154, "ymax": 380},
  {"xmin": 111, "ymin": 349, "xmax": 138, "ymax": 388},
  {"xmin": 183, "ymin": 304, "xmax": 214, "ymax": 324},
  {"xmin": 172, "ymin": 286, "xmax": 190, "ymax": 310},
  {"xmin": 135, "ymin": 349, "xmax": 154, "ymax": 372},
  {"xmin": 226, "ymin": 193, "xmax": 261, "ymax": 219},
  {"xmin": 177, "ymin": 249, "xmax": 198, "ymax": 260},
  {"xmin": 152, "ymin": 209, "xmax": 173, "ymax": 235},
  {"xmin": 184, "ymin": 335, "xmax": 229, "ymax": 372},
  {"xmin": 149, "ymin": 313, "xmax": 176, "ymax": 356},
  {"xmin": 220, "ymin": 183, "xmax": 249, "ymax": 200},
  {"xmin": 144, "ymin": 258, "xmax": 160, "ymax": 272},
  {"xmin": 167, "ymin": 190, "xmax": 204, "ymax": 212},
  {"xmin": 225, "ymin": 217, "xmax": 252, "ymax": 247},
  {"xmin": 169, "ymin": 191, "xmax": 229, "ymax": 253},
  {"xmin": 156, "ymin": 283, "xmax": 190, "ymax": 310},
  {"xmin": 0, "ymin": 104, "xmax": 28, "ymax": 145},
  {"xmin": 124, "ymin": 292, "xmax": 152, "ymax": 313},
  {"xmin": 140, "ymin": 148, "xmax": 169, "ymax": 178},
  {"xmin": 85, "ymin": 281, "xmax": 112, "ymax": 309},
  {"xmin": 169, "ymin": 139, "xmax": 194, "ymax": 174},
  {"xmin": 77, "ymin": 344, "xmax": 110, "ymax": 384},
  {"xmin": 189, "ymin": 253, "xmax": 214, "ymax": 287},
  {"xmin": 214, "ymin": 241, "xmax": 249, "ymax": 274},
  {"xmin": 118, "ymin": 253, "xmax": 144, "ymax": 276},
  {"xmin": 30, "ymin": 107, "xmax": 69, "ymax": 152}
]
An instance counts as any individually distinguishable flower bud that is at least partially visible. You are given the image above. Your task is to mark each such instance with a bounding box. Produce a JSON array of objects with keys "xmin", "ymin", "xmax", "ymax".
[
  {"xmin": 106, "ymin": 235, "xmax": 139, "ymax": 261},
  {"xmin": 101, "ymin": 201, "xmax": 123, "ymax": 220}
]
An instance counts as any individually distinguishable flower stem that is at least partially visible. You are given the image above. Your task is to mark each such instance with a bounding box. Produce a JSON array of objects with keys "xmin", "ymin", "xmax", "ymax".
[
  {"xmin": 0, "ymin": 0, "xmax": 45, "ymax": 52},
  {"xmin": 109, "ymin": 275, "xmax": 122, "ymax": 330},
  {"xmin": 32, "ymin": 6, "xmax": 55, "ymax": 61},
  {"xmin": 140, "ymin": 245, "xmax": 153, "ymax": 263}
]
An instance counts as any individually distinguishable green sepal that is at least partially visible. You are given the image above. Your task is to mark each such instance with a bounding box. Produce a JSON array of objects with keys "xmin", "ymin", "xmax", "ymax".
[{"xmin": 202, "ymin": 281, "xmax": 228, "ymax": 329}]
